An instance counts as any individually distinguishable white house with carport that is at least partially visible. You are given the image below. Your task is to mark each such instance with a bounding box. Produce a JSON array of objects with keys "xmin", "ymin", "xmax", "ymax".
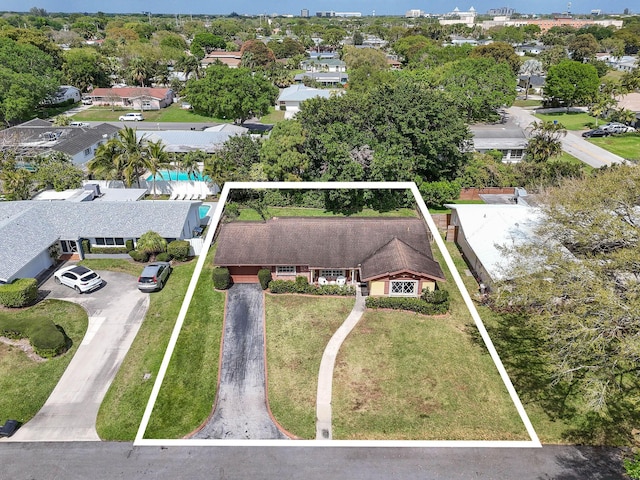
[
  {"xmin": 470, "ymin": 124, "xmax": 529, "ymax": 163},
  {"xmin": 277, "ymin": 84, "xmax": 340, "ymax": 119},
  {"xmin": 0, "ymin": 199, "xmax": 203, "ymax": 285}
]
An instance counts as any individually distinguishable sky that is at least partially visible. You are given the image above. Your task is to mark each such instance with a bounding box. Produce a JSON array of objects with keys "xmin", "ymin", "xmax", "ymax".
[{"xmin": 11, "ymin": 1, "xmax": 636, "ymax": 16}]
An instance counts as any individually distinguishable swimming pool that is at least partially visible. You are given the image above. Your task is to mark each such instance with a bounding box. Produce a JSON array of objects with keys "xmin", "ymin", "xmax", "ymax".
[
  {"xmin": 146, "ymin": 170, "xmax": 209, "ymax": 182},
  {"xmin": 199, "ymin": 205, "xmax": 210, "ymax": 218}
]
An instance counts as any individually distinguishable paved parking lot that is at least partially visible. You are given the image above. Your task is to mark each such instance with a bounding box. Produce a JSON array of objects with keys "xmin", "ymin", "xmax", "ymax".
[{"xmin": 7, "ymin": 269, "xmax": 149, "ymax": 442}]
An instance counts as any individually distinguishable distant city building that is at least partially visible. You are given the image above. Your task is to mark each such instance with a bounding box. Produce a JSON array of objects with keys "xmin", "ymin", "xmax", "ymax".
[
  {"xmin": 405, "ymin": 9, "xmax": 425, "ymax": 17},
  {"xmin": 316, "ymin": 11, "xmax": 335, "ymax": 17},
  {"xmin": 526, "ymin": 16, "xmax": 623, "ymax": 32},
  {"xmin": 439, "ymin": 6, "xmax": 477, "ymax": 28},
  {"xmin": 335, "ymin": 12, "xmax": 362, "ymax": 17},
  {"xmin": 487, "ymin": 7, "xmax": 515, "ymax": 16},
  {"xmin": 301, "ymin": 8, "xmax": 309, "ymax": 17}
]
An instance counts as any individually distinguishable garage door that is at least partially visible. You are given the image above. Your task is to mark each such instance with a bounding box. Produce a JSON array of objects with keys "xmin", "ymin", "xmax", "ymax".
[{"xmin": 228, "ymin": 266, "xmax": 260, "ymax": 283}]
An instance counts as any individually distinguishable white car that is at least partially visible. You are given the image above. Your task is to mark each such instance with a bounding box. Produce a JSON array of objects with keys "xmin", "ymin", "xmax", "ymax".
[
  {"xmin": 600, "ymin": 123, "xmax": 636, "ymax": 134},
  {"xmin": 54, "ymin": 265, "xmax": 103, "ymax": 293},
  {"xmin": 118, "ymin": 112, "xmax": 144, "ymax": 122},
  {"xmin": 69, "ymin": 121, "xmax": 90, "ymax": 127}
]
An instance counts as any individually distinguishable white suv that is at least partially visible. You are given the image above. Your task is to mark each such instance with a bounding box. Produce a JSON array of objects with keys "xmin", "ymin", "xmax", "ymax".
[{"xmin": 119, "ymin": 112, "xmax": 144, "ymax": 122}]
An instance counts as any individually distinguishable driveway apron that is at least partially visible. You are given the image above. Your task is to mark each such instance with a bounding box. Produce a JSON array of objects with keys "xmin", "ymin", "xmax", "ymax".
[
  {"xmin": 8, "ymin": 271, "xmax": 149, "ymax": 442},
  {"xmin": 194, "ymin": 284, "xmax": 287, "ymax": 439}
]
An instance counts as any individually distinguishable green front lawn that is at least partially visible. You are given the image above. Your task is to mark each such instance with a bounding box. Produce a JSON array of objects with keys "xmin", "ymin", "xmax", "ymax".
[
  {"xmin": 0, "ymin": 300, "xmax": 88, "ymax": 424},
  {"xmin": 588, "ymin": 134, "xmax": 640, "ymax": 162},
  {"xmin": 535, "ymin": 112, "xmax": 596, "ymax": 131}
]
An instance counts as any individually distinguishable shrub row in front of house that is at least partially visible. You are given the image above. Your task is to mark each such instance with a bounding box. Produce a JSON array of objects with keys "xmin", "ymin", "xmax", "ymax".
[
  {"xmin": 269, "ymin": 278, "xmax": 356, "ymax": 296},
  {"xmin": 128, "ymin": 240, "xmax": 191, "ymax": 263},
  {"xmin": 0, "ymin": 278, "xmax": 38, "ymax": 308},
  {"xmin": 366, "ymin": 289, "xmax": 450, "ymax": 316},
  {"xmin": 0, "ymin": 315, "xmax": 67, "ymax": 357}
]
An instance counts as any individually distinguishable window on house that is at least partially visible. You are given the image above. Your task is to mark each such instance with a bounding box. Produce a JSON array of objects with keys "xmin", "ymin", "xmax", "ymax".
[
  {"xmin": 84, "ymin": 148, "xmax": 92, "ymax": 156},
  {"xmin": 320, "ymin": 269, "xmax": 344, "ymax": 278},
  {"xmin": 390, "ymin": 280, "xmax": 418, "ymax": 297},
  {"xmin": 276, "ymin": 266, "xmax": 296, "ymax": 275},
  {"xmin": 94, "ymin": 237, "xmax": 125, "ymax": 246}
]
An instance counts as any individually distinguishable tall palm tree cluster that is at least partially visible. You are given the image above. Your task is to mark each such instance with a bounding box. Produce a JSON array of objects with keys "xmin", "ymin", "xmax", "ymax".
[{"xmin": 88, "ymin": 126, "xmax": 214, "ymax": 196}]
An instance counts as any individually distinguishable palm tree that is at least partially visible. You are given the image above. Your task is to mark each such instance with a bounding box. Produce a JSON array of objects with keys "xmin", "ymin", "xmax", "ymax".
[
  {"xmin": 525, "ymin": 120, "xmax": 567, "ymax": 163},
  {"xmin": 128, "ymin": 56, "xmax": 149, "ymax": 87},
  {"xmin": 114, "ymin": 126, "xmax": 149, "ymax": 187},
  {"xmin": 88, "ymin": 139, "xmax": 125, "ymax": 182},
  {"xmin": 203, "ymin": 154, "xmax": 233, "ymax": 193},
  {"xmin": 179, "ymin": 151, "xmax": 202, "ymax": 180},
  {"xmin": 176, "ymin": 54, "xmax": 201, "ymax": 81},
  {"xmin": 136, "ymin": 230, "xmax": 167, "ymax": 261},
  {"xmin": 146, "ymin": 140, "xmax": 169, "ymax": 198}
]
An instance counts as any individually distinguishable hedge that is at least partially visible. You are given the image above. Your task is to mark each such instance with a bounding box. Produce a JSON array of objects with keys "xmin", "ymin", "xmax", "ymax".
[
  {"xmin": 89, "ymin": 246, "xmax": 130, "ymax": 254},
  {"xmin": 168, "ymin": 240, "xmax": 190, "ymax": 262},
  {"xmin": 155, "ymin": 252, "xmax": 171, "ymax": 262},
  {"xmin": 365, "ymin": 295, "xmax": 449, "ymax": 316},
  {"xmin": 213, "ymin": 267, "xmax": 232, "ymax": 290},
  {"xmin": 125, "ymin": 239, "xmax": 134, "ymax": 252},
  {"xmin": 81, "ymin": 239, "xmax": 90, "ymax": 254},
  {"xmin": 269, "ymin": 278, "xmax": 355, "ymax": 296},
  {"xmin": 0, "ymin": 278, "xmax": 38, "ymax": 308},
  {"xmin": 0, "ymin": 316, "xmax": 66, "ymax": 357},
  {"xmin": 258, "ymin": 269, "xmax": 272, "ymax": 290}
]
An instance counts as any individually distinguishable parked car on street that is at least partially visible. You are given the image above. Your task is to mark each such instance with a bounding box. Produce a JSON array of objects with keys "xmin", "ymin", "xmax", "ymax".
[
  {"xmin": 582, "ymin": 128, "xmax": 609, "ymax": 138},
  {"xmin": 81, "ymin": 97, "xmax": 93, "ymax": 105},
  {"xmin": 137, "ymin": 262, "xmax": 172, "ymax": 292},
  {"xmin": 54, "ymin": 265, "xmax": 103, "ymax": 293},
  {"xmin": 0, "ymin": 419, "xmax": 20, "ymax": 438},
  {"xmin": 600, "ymin": 122, "xmax": 636, "ymax": 134},
  {"xmin": 69, "ymin": 121, "xmax": 90, "ymax": 127},
  {"xmin": 118, "ymin": 112, "xmax": 144, "ymax": 122}
]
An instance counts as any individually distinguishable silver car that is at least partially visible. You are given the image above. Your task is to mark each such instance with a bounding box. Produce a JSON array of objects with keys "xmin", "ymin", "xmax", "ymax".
[
  {"xmin": 137, "ymin": 262, "xmax": 172, "ymax": 292},
  {"xmin": 54, "ymin": 265, "xmax": 103, "ymax": 293}
]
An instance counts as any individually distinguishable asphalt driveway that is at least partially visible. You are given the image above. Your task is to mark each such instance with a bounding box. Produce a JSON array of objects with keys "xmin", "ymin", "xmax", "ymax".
[
  {"xmin": 193, "ymin": 283, "xmax": 288, "ymax": 439},
  {"xmin": 7, "ymin": 269, "xmax": 149, "ymax": 442}
]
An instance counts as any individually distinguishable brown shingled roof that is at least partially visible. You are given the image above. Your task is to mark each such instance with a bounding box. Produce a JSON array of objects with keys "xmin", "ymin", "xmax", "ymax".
[{"xmin": 214, "ymin": 217, "xmax": 444, "ymax": 280}]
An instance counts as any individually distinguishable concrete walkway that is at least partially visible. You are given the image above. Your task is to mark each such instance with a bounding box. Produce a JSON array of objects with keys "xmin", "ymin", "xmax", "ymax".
[
  {"xmin": 506, "ymin": 106, "xmax": 627, "ymax": 168},
  {"xmin": 315, "ymin": 286, "xmax": 366, "ymax": 440},
  {"xmin": 193, "ymin": 284, "xmax": 287, "ymax": 439},
  {"xmin": 7, "ymin": 271, "xmax": 149, "ymax": 442}
]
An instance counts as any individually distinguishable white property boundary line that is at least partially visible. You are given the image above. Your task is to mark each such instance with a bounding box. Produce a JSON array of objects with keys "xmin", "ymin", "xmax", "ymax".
[{"xmin": 135, "ymin": 181, "xmax": 541, "ymax": 448}]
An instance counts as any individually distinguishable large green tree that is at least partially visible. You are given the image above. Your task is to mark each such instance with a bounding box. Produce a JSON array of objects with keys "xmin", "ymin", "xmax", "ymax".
[
  {"xmin": 32, "ymin": 152, "xmax": 84, "ymax": 191},
  {"xmin": 492, "ymin": 165, "xmax": 640, "ymax": 442},
  {"xmin": 544, "ymin": 60, "xmax": 599, "ymax": 106},
  {"xmin": 184, "ymin": 65, "xmax": 278, "ymax": 124},
  {"xmin": 62, "ymin": 48, "xmax": 110, "ymax": 91}
]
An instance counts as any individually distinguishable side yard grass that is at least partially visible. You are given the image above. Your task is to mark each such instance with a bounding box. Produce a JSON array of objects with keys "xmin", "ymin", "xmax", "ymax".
[
  {"xmin": 237, "ymin": 206, "xmax": 418, "ymax": 221},
  {"xmin": 94, "ymin": 255, "xmax": 222, "ymax": 440},
  {"xmin": 0, "ymin": 300, "xmax": 87, "ymax": 424},
  {"xmin": 72, "ymin": 103, "xmax": 232, "ymax": 124}
]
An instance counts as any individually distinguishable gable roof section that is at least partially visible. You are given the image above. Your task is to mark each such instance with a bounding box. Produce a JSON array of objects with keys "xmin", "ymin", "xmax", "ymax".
[
  {"xmin": 360, "ymin": 237, "xmax": 445, "ymax": 281},
  {"xmin": 214, "ymin": 217, "xmax": 441, "ymax": 279},
  {"xmin": 277, "ymin": 84, "xmax": 332, "ymax": 103},
  {"xmin": 136, "ymin": 130, "xmax": 240, "ymax": 153}
]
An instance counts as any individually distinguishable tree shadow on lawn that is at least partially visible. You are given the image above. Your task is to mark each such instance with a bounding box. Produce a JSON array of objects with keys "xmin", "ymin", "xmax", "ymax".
[{"xmin": 467, "ymin": 311, "xmax": 640, "ymax": 445}]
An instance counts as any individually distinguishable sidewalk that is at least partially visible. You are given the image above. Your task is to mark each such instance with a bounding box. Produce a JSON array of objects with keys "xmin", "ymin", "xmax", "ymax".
[{"xmin": 315, "ymin": 285, "xmax": 366, "ymax": 440}]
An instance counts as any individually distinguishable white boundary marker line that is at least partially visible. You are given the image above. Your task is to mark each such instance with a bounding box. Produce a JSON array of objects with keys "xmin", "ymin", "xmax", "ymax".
[{"xmin": 135, "ymin": 181, "xmax": 541, "ymax": 448}]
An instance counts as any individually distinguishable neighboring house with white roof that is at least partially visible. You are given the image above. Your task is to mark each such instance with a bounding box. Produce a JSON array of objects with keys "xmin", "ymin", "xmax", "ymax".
[
  {"xmin": 0, "ymin": 197, "xmax": 202, "ymax": 284},
  {"xmin": 0, "ymin": 119, "xmax": 120, "ymax": 167},
  {"xmin": 447, "ymin": 204, "xmax": 542, "ymax": 286},
  {"xmin": 135, "ymin": 129, "xmax": 244, "ymax": 153},
  {"xmin": 41, "ymin": 85, "xmax": 82, "ymax": 105},
  {"xmin": 276, "ymin": 84, "xmax": 338, "ymax": 119},
  {"xmin": 301, "ymin": 58, "xmax": 346, "ymax": 73},
  {"xmin": 294, "ymin": 71, "xmax": 348, "ymax": 87}
]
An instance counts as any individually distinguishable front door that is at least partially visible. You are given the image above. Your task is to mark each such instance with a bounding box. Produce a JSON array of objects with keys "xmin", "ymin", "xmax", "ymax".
[{"xmin": 60, "ymin": 240, "xmax": 78, "ymax": 254}]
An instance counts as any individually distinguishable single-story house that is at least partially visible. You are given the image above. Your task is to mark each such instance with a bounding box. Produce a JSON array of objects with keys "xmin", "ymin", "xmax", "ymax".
[
  {"xmin": 517, "ymin": 74, "xmax": 546, "ymax": 94},
  {"xmin": 214, "ymin": 217, "xmax": 446, "ymax": 297},
  {"xmin": 294, "ymin": 71, "xmax": 348, "ymax": 87},
  {"xmin": 87, "ymin": 87, "xmax": 174, "ymax": 110},
  {"xmin": 301, "ymin": 58, "xmax": 346, "ymax": 73},
  {"xmin": 0, "ymin": 119, "xmax": 120, "ymax": 166},
  {"xmin": 447, "ymin": 204, "xmax": 541, "ymax": 287},
  {"xmin": 617, "ymin": 92, "xmax": 640, "ymax": 126},
  {"xmin": 136, "ymin": 129, "xmax": 244, "ymax": 153},
  {"xmin": 42, "ymin": 85, "xmax": 82, "ymax": 105},
  {"xmin": 200, "ymin": 52, "xmax": 242, "ymax": 69},
  {"xmin": 0, "ymin": 195, "xmax": 203, "ymax": 284},
  {"xmin": 470, "ymin": 124, "xmax": 529, "ymax": 163},
  {"xmin": 276, "ymin": 84, "xmax": 338, "ymax": 119}
]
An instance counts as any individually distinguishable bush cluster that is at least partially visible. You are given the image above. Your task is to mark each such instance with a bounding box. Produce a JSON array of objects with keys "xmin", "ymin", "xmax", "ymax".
[
  {"xmin": 155, "ymin": 252, "xmax": 171, "ymax": 262},
  {"xmin": 126, "ymin": 239, "xmax": 134, "ymax": 252},
  {"xmin": 269, "ymin": 278, "xmax": 355, "ymax": 296},
  {"xmin": 81, "ymin": 239, "xmax": 90, "ymax": 254},
  {"xmin": 168, "ymin": 240, "xmax": 190, "ymax": 262},
  {"xmin": 421, "ymin": 289, "xmax": 450, "ymax": 306},
  {"xmin": 258, "ymin": 269, "xmax": 272, "ymax": 290},
  {"xmin": 213, "ymin": 267, "xmax": 232, "ymax": 290},
  {"xmin": 129, "ymin": 250, "xmax": 149, "ymax": 262},
  {"xmin": 0, "ymin": 278, "xmax": 38, "ymax": 308},
  {"xmin": 0, "ymin": 316, "xmax": 66, "ymax": 357},
  {"xmin": 366, "ymin": 291, "xmax": 450, "ymax": 316}
]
